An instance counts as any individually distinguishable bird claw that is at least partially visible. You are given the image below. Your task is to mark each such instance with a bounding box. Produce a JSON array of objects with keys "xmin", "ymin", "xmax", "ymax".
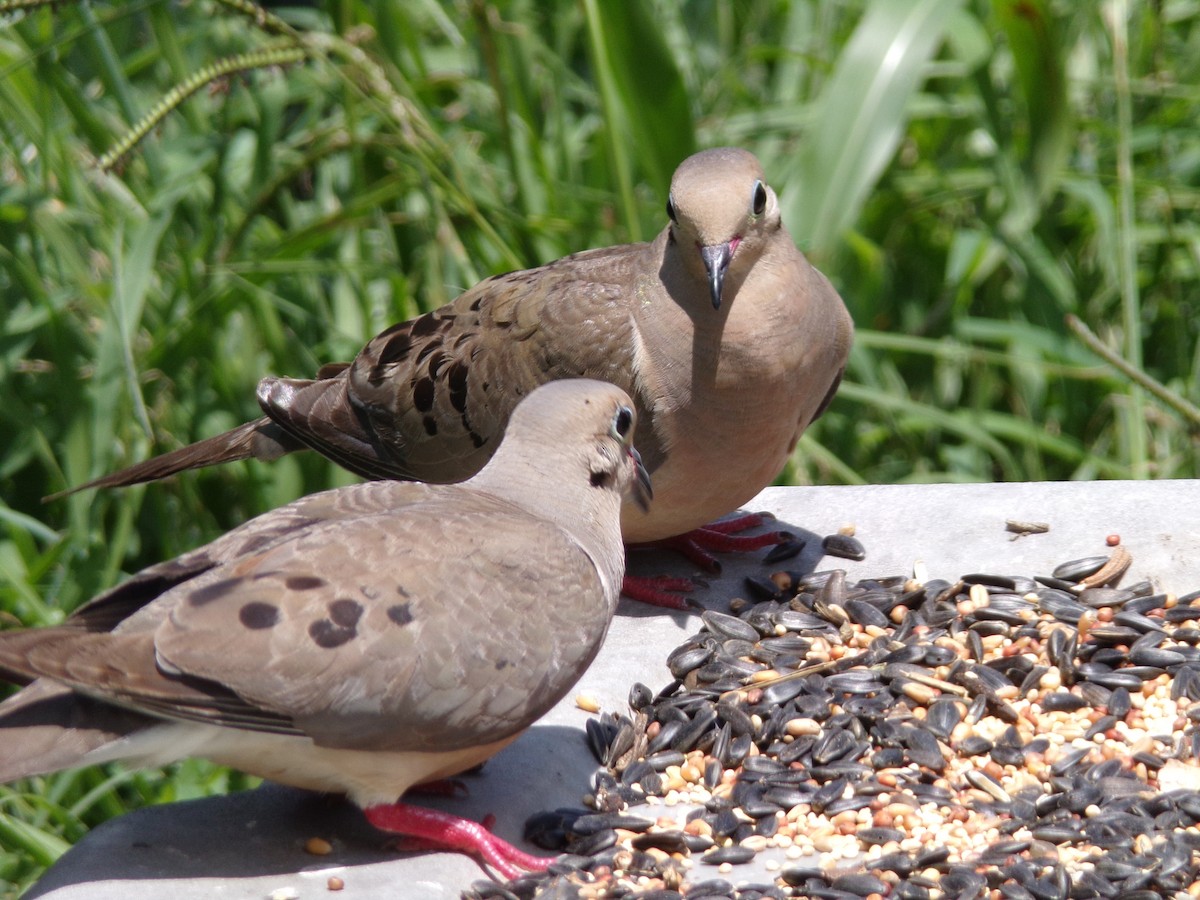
[
  {"xmin": 627, "ymin": 513, "xmax": 791, "ymax": 579},
  {"xmin": 699, "ymin": 511, "xmax": 776, "ymax": 534},
  {"xmin": 620, "ymin": 574, "xmax": 702, "ymax": 610},
  {"xmin": 365, "ymin": 802, "xmax": 552, "ymax": 880}
]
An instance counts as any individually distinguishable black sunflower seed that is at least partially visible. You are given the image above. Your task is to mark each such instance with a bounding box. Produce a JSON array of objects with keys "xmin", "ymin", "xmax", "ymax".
[
  {"xmin": 822, "ymin": 533, "xmax": 867, "ymax": 561},
  {"xmin": 700, "ymin": 843, "xmax": 756, "ymax": 865},
  {"xmin": 1052, "ymin": 556, "xmax": 1109, "ymax": 582}
]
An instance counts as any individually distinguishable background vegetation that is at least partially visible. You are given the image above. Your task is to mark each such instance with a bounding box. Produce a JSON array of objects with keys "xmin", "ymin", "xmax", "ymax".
[{"xmin": 1, "ymin": 0, "xmax": 1198, "ymax": 893}]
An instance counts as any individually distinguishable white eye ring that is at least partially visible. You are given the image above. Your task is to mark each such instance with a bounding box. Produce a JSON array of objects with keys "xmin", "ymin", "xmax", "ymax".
[
  {"xmin": 611, "ymin": 406, "xmax": 634, "ymax": 441},
  {"xmin": 751, "ymin": 181, "xmax": 767, "ymax": 216}
]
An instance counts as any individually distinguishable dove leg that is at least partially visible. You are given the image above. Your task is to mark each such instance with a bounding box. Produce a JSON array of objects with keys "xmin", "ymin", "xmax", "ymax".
[
  {"xmin": 621, "ymin": 514, "xmax": 790, "ymax": 608},
  {"xmin": 619, "ymin": 573, "xmax": 699, "ymax": 610},
  {"xmin": 631, "ymin": 513, "xmax": 791, "ymax": 574},
  {"xmin": 364, "ymin": 802, "xmax": 552, "ymax": 880},
  {"xmin": 662, "ymin": 522, "xmax": 791, "ymax": 571}
]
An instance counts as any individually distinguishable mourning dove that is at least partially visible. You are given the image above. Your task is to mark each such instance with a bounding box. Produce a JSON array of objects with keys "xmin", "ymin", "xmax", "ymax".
[
  {"xmin": 0, "ymin": 379, "xmax": 650, "ymax": 879},
  {"xmin": 68, "ymin": 148, "xmax": 853, "ymax": 600}
]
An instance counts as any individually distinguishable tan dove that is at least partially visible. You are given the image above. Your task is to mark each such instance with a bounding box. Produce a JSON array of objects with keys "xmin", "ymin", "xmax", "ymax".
[
  {"xmin": 0, "ymin": 379, "xmax": 650, "ymax": 879},
  {"xmin": 69, "ymin": 148, "xmax": 853, "ymax": 601}
]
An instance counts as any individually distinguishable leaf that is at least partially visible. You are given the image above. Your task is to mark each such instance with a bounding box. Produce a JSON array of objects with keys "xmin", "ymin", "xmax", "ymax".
[
  {"xmin": 995, "ymin": 0, "xmax": 1072, "ymax": 207},
  {"xmin": 88, "ymin": 206, "xmax": 174, "ymax": 476},
  {"xmin": 584, "ymin": 0, "xmax": 695, "ymax": 235},
  {"xmin": 782, "ymin": 0, "xmax": 966, "ymax": 256},
  {"xmin": 0, "ymin": 812, "xmax": 70, "ymax": 869}
]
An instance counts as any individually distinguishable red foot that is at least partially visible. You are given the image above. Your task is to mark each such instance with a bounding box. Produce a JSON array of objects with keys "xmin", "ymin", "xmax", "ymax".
[
  {"xmin": 628, "ymin": 514, "xmax": 791, "ymax": 575},
  {"xmin": 364, "ymin": 802, "xmax": 552, "ymax": 880},
  {"xmin": 620, "ymin": 574, "xmax": 699, "ymax": 610}
]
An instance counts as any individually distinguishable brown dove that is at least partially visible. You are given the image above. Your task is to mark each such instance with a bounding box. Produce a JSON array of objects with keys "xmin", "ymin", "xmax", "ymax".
[
  {"xmin": 69, "ymin": 148, "xmax": 853, "ymax": 602},
  {"xmin": 0, "ymin": 379, "xmax": 650, "ymax": 879}
]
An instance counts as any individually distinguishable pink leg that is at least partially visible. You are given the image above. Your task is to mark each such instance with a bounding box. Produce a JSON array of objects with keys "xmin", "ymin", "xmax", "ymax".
[
  {"xmin": 628, "ymin": 513, "xmax": 791, "ymax": 575},
  {"xmin": 364, "ymin": 802, "xmax": 552, "ymax": 880},
  {"xmin": 620, "ymin": 573, "xmax": 699, "ymax": 610},
  {"xmin": 621, "ymin": 514, "xmax": 789, "ymax": 608}
]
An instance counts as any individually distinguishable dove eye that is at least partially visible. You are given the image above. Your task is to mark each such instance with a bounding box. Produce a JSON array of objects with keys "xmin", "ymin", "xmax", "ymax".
[
  {"xmin": 611, "ymin": 406, "xmax": 634, "ymax": 442},
  {"xmin": 665, "ymin": 195, "xmax": 678, "ymax": 223},
  {"xmin": 751, "ymin": 181, "xmax": 767, "ymax": 216}
]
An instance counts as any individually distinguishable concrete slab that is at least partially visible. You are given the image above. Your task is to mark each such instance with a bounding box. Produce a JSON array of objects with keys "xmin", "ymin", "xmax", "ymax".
[{"xmin": 23, "ymin": 480, "xmax": 1200, "ymax": 899}]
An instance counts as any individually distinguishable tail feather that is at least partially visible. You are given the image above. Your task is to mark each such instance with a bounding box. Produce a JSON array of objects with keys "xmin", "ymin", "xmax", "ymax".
[
  {"xmin": 0, "ymin": 682, "xmax": 147, "ymax": 782},
  {"xmin": 258, "ymin": 376, "xmax": 409, "ymax": 481},
  {"xmin": 46, "ymin": 418, "xmax": 301, "ymax": 500},
  {"xmin": 47, "ymin": 366, "xmax": 402, "ymax": 500}
]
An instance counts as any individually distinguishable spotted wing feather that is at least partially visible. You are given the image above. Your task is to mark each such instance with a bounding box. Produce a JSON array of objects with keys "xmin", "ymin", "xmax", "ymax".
[
  {"xmin": 62, "ymin": 481, "xmax": 432, "ymax": 632},
  {"xmin": 0, "ymin": 488, "xmax": 608, "ymax": 754},
  {"xmin": 341, "ymin": 245, "xmax": 657, "ymax": 484},
  {"xmin": 155, "ymin": 490, "xmax": 610, "ymax": 752}
]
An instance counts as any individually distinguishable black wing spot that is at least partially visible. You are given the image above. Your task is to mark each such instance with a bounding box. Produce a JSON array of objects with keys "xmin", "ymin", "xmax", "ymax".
[
  {"xmin": 285, "ymin": 575, "xmax": 326, "ymax": 591},
  {"xmin": 189, "ymin": 577, "xmax": 245, "ymax": 607},
  {"xmin": 447, "ymin": 361, "xmax": 470, "ymax": 413},
  {"xmin": 410, "ymin": 314, "xmax": 442, "ymax": 337},
  {"xmin": 309, "ymin": 619, "xmax": 356, "ymax": 649},
  {"xmin": 387, "ymin": 602, "xmax": 414, "ymax": 626},
  {"xmin": 413, "ymin": 377, "xmax": 436, "ymax": 412},
  {"xmin": 376, "ymin": 321, "xmax": 409, "ymax": 340},
  {"xmin": 469, "ymin": 430, "xmax": 486, "ymax": 449},
  {"xmin": 375, "ymin": 330, "xmax": 412, "ymax": 367},
  {"xmin": 423, "ymin": 415, "xmax": 438, "ymax": 436},
  {"xmin": 427, "ymin": 350, "xmax": 448, "ymax": 378},
  {"xmin": 329, "ymin": 598, "xmax": 363, "ymax": 628},
  {"xmin": 239, "ymin": 602, "xmax": 280, "ymax": 630}
]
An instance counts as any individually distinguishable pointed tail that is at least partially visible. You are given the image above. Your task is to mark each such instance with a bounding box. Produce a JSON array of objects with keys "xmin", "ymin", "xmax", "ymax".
[{"xmin": 46, "ymin": 418, "xmax": 301, "ymax": 500}]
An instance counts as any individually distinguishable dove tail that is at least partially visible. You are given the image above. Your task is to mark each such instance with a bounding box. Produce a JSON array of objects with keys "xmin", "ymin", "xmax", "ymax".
[
  {"xmin": 0, "ymin": 683, "xmax": 146, "ymax": 783},
  {"xmin": 45, "ymin": 418, "xmax": 302, "ymax": 500}
]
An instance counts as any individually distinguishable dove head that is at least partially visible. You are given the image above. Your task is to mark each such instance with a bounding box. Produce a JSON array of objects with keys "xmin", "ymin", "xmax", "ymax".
[
  {"xmin": 665, "ymin": 147, "xmax": 781, "ymax": 310},
  {"xmin": 472, "ymin": 379, "xmax": 652, "ymax": 522}
]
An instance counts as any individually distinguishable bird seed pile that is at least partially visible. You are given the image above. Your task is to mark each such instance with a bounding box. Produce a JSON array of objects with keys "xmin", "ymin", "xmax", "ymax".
[{"xmin": 474, "ymin": 542, "xmax": 1200, "ymax": 900}]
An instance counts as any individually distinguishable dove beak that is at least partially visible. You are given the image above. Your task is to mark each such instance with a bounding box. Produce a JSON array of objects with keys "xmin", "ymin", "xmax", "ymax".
[
  {"xmin": 699, "ymin": 239, "xmax": 738, "ymax": 310},
  {"xmin": 630, "ymin": 446, "xmax": 653, "ymax": 512}
]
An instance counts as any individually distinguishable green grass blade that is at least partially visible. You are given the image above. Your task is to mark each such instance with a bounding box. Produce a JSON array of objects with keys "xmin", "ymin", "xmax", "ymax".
[
  {"xmin": 583, "ymin": 0, "xmax": 694, "ymax": 193},
  {"xmin": 995, "ymin": 0, "xmax": 1072, "ymax": 207},
  {"xmin": 783, "ymin": 0, "xmax": 965, "ymax": 255},
  {"xmin": 582, "ymin": 0, "xmax": 694, "ymax": 238},
  {"xmin": 0, "ymin": 812, "xmax": 69, "ymax": 869}
]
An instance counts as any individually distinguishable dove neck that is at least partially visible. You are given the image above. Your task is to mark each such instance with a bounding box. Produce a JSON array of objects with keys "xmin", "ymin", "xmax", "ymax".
[{"xmin": 468, "ymin": 439, "xmax": 626, "ymax": 598}]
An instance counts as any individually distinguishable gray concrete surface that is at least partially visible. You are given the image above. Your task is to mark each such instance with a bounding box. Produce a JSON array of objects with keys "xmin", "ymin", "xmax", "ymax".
[{"xmin": 22, "ymin": 480, "xmax": 1200, "ymax": 899}]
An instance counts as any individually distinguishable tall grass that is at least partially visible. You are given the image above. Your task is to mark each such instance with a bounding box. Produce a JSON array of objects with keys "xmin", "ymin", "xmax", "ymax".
[{"xmin": 1, "ymin": 0, "xmax": 1198, "ymax": 892}]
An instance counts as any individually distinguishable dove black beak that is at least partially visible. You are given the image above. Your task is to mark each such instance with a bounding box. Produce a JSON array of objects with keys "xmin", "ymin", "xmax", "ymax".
[
  {"xmin": 630, "ymin": 446, "xmax": 653, "ymax": 512},
  {"xmin": 700, "ymin": 242, "xmax": 734, "ymax": 310}
]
